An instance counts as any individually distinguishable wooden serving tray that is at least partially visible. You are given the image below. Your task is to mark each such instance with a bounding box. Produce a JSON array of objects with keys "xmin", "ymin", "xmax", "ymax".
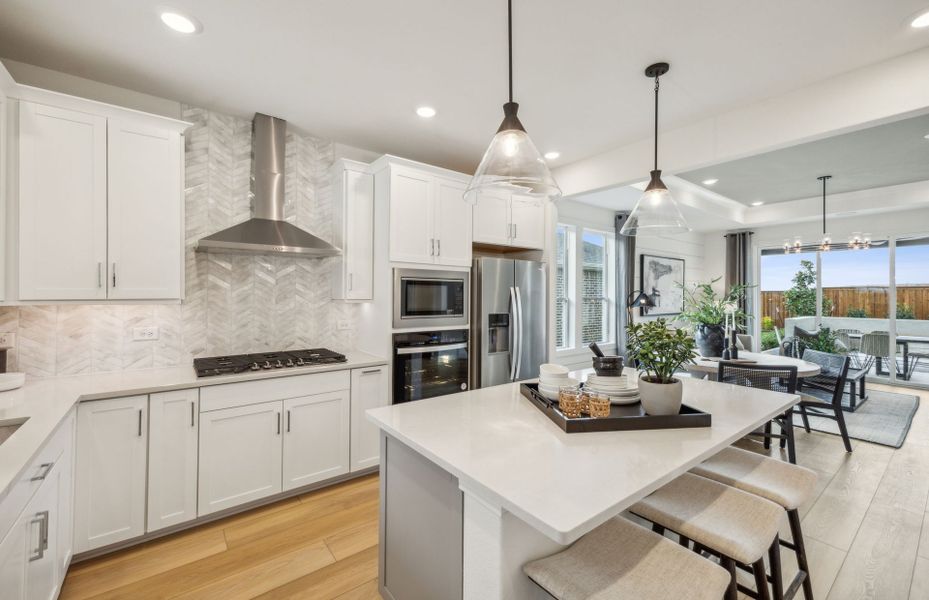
[{"xmin": 520, "ymin": 383, "xmax": 712, "ymax": 434}]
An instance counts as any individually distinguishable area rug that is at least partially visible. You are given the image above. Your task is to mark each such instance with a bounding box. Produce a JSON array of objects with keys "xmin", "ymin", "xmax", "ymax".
[{"xmin": 794, "ymin": 390, "xmax": 919, "ymax": 448}]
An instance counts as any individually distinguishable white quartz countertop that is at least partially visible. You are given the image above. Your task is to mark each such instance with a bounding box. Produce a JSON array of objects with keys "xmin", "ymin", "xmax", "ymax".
[
  {"xmin": 0, "ymin": 351, "xmax": 387, "ymax": 502},
  {"xmin": 367, "ymin": 371, "xmax": 798, "ymax": 545}
]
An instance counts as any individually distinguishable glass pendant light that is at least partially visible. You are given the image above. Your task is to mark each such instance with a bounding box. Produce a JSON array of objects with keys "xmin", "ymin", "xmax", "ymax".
[
  {"xmin": 818, "ymin": 175, "xmax": 832, "ymax": 252},
  {"xmin": 465, "ymin": 0, "xmax": 561, "ymax": 200},
  {"xmin": 620, "ymin": 63, "xmax": 690, "ymax": 236}
]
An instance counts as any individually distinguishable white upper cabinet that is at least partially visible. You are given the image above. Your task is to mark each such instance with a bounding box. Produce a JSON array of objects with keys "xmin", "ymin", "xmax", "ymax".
[
  {"xmin": 107, "ymin": 119, "xmax": 183, "ymax": 300},
  {"xmin": 332, "ymin": 160, "xmax": 375, "ymax": 300},
  {"xmin": 19, "ymin": 103, "xmax": 107, "ymax": 300},
  {"xmin": 147, "ymin": 389, "xmax": 199, "ymax": 532},
  {"xmin": 16, "ymin": 92, "xmax": 188, "ymax": 301},
  {"xmin": 382, "ymin": 159, "xmax": 473, "ymax": 267},
  {"xmin": 472, "ymin": 191, "xmax": 547, "ymax": 251},
  {"xmin": 433, "ymin": 177, "xmax": 472, "ymax": 267}
]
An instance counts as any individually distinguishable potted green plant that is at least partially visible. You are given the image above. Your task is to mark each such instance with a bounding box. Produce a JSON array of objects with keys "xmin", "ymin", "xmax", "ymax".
[
  {"xmin": 626, "ymin": 319, "xmax": 696, "ymax": 415},
  {"xmin": 677, "ymin": 279, "xmax": 750, "ymax": 357}
]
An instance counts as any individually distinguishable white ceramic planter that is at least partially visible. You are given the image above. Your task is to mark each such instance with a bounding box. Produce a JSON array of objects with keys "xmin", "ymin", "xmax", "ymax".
[{"xmin": 638, "ymin": 376, "xmax": 683, "ymax": 415}]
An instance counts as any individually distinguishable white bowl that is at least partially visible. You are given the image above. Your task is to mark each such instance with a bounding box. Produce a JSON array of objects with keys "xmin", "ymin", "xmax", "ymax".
[
  {"xmin": 539, "ymin": 363, "xmax": 570, "ymax": 377},
  {"xmin": 539, "ymin": 375, "xmax": 569, "ymax": 386}
]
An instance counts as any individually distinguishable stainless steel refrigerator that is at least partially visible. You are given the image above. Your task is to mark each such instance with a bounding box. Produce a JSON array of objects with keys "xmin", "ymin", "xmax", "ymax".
[{"xmin": 470, "ymin": 257, "xmax": 548, "ymax": 388}]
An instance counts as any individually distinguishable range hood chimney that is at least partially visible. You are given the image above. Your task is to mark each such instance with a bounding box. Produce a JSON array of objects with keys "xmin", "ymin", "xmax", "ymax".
[{"xmin": 196, "ymin": 113, "xmax": 341, "ymax": 257}]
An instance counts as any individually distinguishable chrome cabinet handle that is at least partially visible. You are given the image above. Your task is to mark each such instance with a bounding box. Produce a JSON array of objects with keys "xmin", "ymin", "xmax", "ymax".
[
  {"xmin": 513, "ymin": 223, "xmax": 517, "ymax": 239},
  {"xmin": 29, "ymin": 511, "xmax": 49, "ymax": 562},
  {"xmin": 30, "ymin": 462, "xmax": 54, "ymax": 482},
  {"xmin": 112, "ymin": 263, "xmax": 117, "ymax": 288},
  {"xmin": 137, "ymin": 409, "xmax": 143, "ymax": 436},
  {"xmin": 436, "ymin": 239, "xmax": 441, "ymax": 256},
  {"xmin": 361, "ymin": 368, "xmax": 381, "ymax": 375},
  {"xmin": 429, "ymin": 238, "xmax": 435, "ymax": 256},
  {"xmin": 349, "ymin": 273, "xmax": 353, "ymax": 291},
  {"xmin": 191, "ymin": 402, "xmax": 195, "ymax": 428},
  {"xmin": 277, "ymin": 412, "xmax": 281, "ymax": 435},
  {"xmin": 97, "ymin": 262, "xmax": 103, "ymax": 288},
  {"xmin": 287, "ymin": 410, "xmax": 291, "ymax": 433}
]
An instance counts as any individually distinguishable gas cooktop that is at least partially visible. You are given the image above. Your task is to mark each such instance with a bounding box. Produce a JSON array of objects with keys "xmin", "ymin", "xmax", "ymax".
[{"xmin": 193, "ymin": 348, "xmax": 347, "ymax": 377}]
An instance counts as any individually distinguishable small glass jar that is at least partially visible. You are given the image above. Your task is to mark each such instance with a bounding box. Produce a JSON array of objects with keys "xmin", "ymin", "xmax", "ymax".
[
  {"xmin": 558, "ymin": 385, "xmax": 582, "ymax": 418},
  {"xmin": 588, "ymin": 393, "xmax": 611, "ymax": 418}
]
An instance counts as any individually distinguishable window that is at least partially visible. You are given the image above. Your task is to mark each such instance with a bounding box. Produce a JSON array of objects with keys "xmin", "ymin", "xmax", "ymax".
[{"xmin": 556, "ymin": 224, "xmax": 614, "ymax": 352}]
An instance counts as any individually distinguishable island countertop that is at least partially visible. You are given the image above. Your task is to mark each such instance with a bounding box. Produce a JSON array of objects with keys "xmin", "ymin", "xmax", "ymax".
[{"xmin": 367, "ymin": 372, "xmax": 799, "ymax": 545}]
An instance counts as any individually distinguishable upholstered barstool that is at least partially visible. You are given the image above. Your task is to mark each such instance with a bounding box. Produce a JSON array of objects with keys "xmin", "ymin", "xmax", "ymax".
[
  {"xmin": 523, "ymin": 516, "xmax": 730, "ymax": 600},
  {"xmin": 630, "ymin": 472, "xmax": 785, "ymax": 600},
  {"xmin": 691, "ymin": 446, "xmax": 817, "ymax": 599}
]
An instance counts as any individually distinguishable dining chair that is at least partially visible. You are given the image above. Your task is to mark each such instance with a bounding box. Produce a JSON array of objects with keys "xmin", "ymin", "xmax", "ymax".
[
  {"xmin": 795, "ymin": 350, "xmax": 853, "ymax": 452},
  {"xmin": 717, "ymin": 362, "xmax": 799, "ymax": 464},
  {"xmin": 859, "ymin": 332, "xmax": 900, "ymax": 377}
]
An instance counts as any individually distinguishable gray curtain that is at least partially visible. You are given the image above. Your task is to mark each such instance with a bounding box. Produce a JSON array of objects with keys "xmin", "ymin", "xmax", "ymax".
[
  {"xmin": 724, "ymin": 231, "xmax": 753, "ymax": 323},
  {"xmin": 615, "ymin": 213, "xmax": 634, "ymax": 359}
]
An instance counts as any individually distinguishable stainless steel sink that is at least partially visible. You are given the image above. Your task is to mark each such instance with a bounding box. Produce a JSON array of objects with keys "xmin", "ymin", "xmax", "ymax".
[{"xmin": 0, "ymin": 418, "xmax": 28, "ymax": 446}]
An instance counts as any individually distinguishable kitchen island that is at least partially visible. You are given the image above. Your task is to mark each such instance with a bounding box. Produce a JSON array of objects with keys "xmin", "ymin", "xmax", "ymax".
[{"xmin": 367, "ymin": 372, "xmax": 799, "ymax": 600}]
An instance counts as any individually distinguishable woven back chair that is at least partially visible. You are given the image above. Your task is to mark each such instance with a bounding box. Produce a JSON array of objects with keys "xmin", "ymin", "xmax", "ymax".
[
  {"xmin": 717, "ymin": 362, "xmax": 799, "ymax": 463},
  {"xmin": 797, "ymin": 349, "xmax": 853, "ymax": 452}
]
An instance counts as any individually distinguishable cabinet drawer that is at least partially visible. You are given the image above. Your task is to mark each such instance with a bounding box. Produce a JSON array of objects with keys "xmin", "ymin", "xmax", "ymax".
[
  {"xmin": 200, "ymin": 371, "xmax": 351, "ymax": 412},
  {"xmin": 0, "ymin": 410, "xmax": 74, "ymax": 542}
]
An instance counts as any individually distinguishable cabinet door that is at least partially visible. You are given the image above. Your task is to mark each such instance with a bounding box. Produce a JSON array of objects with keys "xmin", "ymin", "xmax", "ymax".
[
  {"xmin": 74, "ymin": 396, "xmax": 148, "ymax": 553},
  {"xmin": 389, "ymin": 166, "xmax": 435, "ymax": 264},
  {"xmin": 25, "ymin": 466, "xmax": 60, "ymax": 600},
  {"xmin": 472, "ymin": 191, "xmax": 511, "ymax": 246},
  {"xmin": 55, "ymin": 412, "xmax": 75, "ymax": 575},
  {"xmin": 345, "ymin": 168, "xmax": 375, "ymax": 299},
  {"xmin": 510, "ymin": 195, "xmax": 547, "ymax": 250},
  {"xmin": 0, "ymin": 508, "xmax": 27, "ymax": 600},
  {"xmin": 350, "ymin": 366, "xmax": 390, "ymax": 471},
  {"xmin": 107, "ymin": 119, "xmax": 183, "ymax": 299},
  {"xmin": 19, "ymin": 102, "xmax": 107, "ymax": 300},
  {"xmin": 148, "ymin": 389, "xmax": 199, "ymax": 531},
  {"xmin": 283, "ymin": 390, "xmax": 350, "ymax": 491},
  {"xmin": 198, "ymin": 401, "xmax": 282, "ymax": 516},
  {"xmin": 433, "ymin": 178, "xmax": 472, "ymax": 267}
]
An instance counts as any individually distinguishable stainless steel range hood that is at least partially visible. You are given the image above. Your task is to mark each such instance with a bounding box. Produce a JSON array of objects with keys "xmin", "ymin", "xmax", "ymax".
[{"xmin": 196, "ymin": 114, "xmax": 341, "ymax": 257}]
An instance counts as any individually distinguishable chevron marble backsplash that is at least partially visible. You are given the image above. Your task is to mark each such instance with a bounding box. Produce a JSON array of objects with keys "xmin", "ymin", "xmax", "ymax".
[{"xmin": 0, "ymin": 106, "xmax": 359, "ymax": 377}]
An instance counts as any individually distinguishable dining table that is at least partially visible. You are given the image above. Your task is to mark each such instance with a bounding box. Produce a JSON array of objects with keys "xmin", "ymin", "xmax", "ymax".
[{"xmin": 687, "ymin": 351, "xmax": 822, "ymax": 379}]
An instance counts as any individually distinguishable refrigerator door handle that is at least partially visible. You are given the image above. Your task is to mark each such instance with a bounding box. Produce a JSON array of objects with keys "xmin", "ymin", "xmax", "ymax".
[
  {"xmin": 515, "ymin": 285, "xmax": 524, "ymax": 380},
  {"xmin": 509, "ymin": 286, "xmax": 519, "ymax": 381}
]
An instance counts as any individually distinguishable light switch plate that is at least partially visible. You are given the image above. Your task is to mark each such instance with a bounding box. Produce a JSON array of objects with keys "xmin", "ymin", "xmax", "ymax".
[
  {"xmin": 0, "ymin": 332, "xmax": 14, "ymax": 348},
  {"xmin": 132, "ymin": 326, "xmax": 159, "ymax": 341}
]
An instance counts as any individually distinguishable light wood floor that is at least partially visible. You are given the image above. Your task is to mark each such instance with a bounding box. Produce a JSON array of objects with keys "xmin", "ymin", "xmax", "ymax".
[{"xmin": 61, "ymin": 382, "xmax": 929, "ymax": 600}]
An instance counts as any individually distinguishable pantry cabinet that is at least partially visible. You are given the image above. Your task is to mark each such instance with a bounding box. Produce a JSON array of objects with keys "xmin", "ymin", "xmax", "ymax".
[
  {"xmin": 282, "ymin": 390, "xmax": 351, "ymax": 490},
  {"xmin": 332, "ymin": 160, "xmax": 375, "ymax": 300},
  {"xmin": 74, "ymin": 396, "xmax": 148, "ymax": 553},
  {"xmin": 16, "ymin": 91, "xmax": 188, "ymax": 302},
  {"xmin": 350, "ymin": 365, "xmax": 390, "ymax": 471},
  {"xmin": 473, "ymin": 191, "xmax": 547, "ymax": 250},
  {"xmin": 147, "ymin": 389, "xmax": 199, "ymax": 531},
  {"xmin": 381, "ymin": 159, "xmax": 472, "ymax": 267}
]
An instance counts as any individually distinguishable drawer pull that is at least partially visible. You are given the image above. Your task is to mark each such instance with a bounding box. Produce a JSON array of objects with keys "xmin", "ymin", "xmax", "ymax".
[
  {"xmin": 361, "ymin": 368, "xmax": 382, "ymax": 375},
  {"xmin": 30, "ymin": 462, "xmax": 54, "ymax": 482}
]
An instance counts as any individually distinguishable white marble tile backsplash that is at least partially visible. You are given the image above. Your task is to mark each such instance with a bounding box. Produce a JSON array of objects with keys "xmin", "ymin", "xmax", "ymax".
[{"xmin": 0, "ymin": 106, "xmax": 359, "ymax": 376}]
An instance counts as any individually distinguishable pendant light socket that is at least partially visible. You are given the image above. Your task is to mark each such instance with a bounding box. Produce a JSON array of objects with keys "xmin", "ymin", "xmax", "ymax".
[
  {"xmin": 644, "ymin": 169, "xmax": 668, "ymax": 192},
  {"xmin": 497, "ymin": 102, "xmax": 527, "ymax": 133}
]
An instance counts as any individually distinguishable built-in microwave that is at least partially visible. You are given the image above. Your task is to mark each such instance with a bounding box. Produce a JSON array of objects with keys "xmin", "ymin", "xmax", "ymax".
[{"xmin": 393, "ymin": 268, "xmax": 469, "ymax": 329}]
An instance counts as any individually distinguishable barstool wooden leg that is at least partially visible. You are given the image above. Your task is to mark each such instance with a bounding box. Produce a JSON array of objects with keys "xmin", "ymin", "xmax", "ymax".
[
  {"xmin": 787, "ymin": 509, "xmax": 814, "ymax": 600},
  {"xmin": 753, "ymin": 558, "xmax": 772, "ymax": 600},
  {"xmin": 769, "ymin": 535, "xmax": 784, "ymax": 600},
  {"xmin": 722, "ymin": 556, "xmax": 739, "ymax": 600}
]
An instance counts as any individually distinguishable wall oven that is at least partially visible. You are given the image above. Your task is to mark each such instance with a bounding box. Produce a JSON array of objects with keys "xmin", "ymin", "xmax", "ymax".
[
  {"xmin": 393, "ymin": 330, "xmax": 469, "ymax": 403},
  {"xmin": 393, "ymin": 268, "xmax": 469, "ymax": 329}
]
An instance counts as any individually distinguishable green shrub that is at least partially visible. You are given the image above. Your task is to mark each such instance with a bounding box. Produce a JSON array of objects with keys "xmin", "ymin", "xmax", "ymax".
[
  {"xmin": 760, "ymin": 331, "xmax": 779, "ymax": 351},
  {"xmin": 846, "ymin": 307, "xmax": 868, "ymax": 318},
  {"xmin": 897, "ymin": 303, "xmax": 916, "ymax": 320},
  {"xmin": 761, "ymin": 316, "xmax": 774, "ymax": 331}
]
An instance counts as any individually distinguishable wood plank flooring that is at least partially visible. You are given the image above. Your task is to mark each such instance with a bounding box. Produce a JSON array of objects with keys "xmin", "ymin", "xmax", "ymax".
[{"xmin": 61, "ymin": 382, "xmax": 929, "ymax": 600}]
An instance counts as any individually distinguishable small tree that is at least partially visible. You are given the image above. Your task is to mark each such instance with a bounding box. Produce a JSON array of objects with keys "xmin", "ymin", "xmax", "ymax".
[{"xmin": 783, "ymin": 260, "xmax": 832, "ymax": 317}]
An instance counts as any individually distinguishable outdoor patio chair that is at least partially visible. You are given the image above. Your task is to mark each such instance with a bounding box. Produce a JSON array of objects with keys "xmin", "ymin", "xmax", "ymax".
[
  {"xmin": 859, "ymin": 332, "xmax": 901, "ymax": 377},
  {"xmin": 795, "ymin": 349, "xmax": 853, "ymax": 452},
  {"xmin": 717, "ymin": 362, "xmax": 799, "ymax": 463}
]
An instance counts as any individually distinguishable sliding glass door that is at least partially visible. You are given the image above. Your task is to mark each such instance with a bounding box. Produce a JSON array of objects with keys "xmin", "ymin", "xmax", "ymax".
[{"xmin": 894, "ymin": 236, "xmax": 929, "ymax": 387}]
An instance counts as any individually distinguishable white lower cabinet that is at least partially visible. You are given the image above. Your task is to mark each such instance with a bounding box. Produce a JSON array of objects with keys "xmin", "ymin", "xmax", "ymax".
[
  {"xmin": 148, "ymin": 389, "xmax": 199, "ymax": 531},
  {"xmin": 283, "ymin": 391, "xmax": 351, "ymax": 491},
  {"xmin": 350, "ymin": 366, "xmax": 390, "ymax": 471},
  {"xmin": 198, "ymin": 400, "xmax": 283, "ymax": 516},
  {"xmin": 0, "ymin": 508, "xmax": 27, "ymax": 599},
  {"xmin": 25, "ymin": 467, "xmax": 61, "ymax": 600},
  {"xmin": 74, "ymin": 396, "xmax": 148, "ymax": 553}
]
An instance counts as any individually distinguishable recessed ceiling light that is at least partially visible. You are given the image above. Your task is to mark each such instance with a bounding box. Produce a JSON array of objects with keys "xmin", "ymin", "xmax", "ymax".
[
  {"xmin": 415, "ymin": 106, "xmax": 436, "ymax": 118},
  {"xmin": 751, "ymin": 201, "xmax": 764, "ymax": 206},
  {"xmin": 160, "ymin": 11, "xmax": 201, "ymax": 34},
  {"xmin": 912, "ymin": 10, "xmax": 929, "ymax": 28},
  {"xmin": 702, "ymin": 178, "xmax": 718, "ymax": 186},
  {"xmin": 924, "ymin": 133, "xmax": 929, "ymax": 139},
  {"xmin": 544, "ymin": 151, "xmax": 560, "ymax": 160}
]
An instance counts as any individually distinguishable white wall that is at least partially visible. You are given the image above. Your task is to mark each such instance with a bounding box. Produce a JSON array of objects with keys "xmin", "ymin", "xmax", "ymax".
[{"xmin": 634, "ymin": 231, "xmax": 709, "ymax": 323}]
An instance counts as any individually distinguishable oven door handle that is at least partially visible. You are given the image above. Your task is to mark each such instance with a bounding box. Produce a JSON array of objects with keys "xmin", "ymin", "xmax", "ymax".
[{"xmin": 396, "ymin": 343, "xmax": 468, "ymax": 355}]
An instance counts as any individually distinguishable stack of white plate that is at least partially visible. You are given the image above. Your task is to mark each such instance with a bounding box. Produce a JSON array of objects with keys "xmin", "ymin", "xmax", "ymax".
[
  {"xmin": 537, "ymin": 364, "xmax": 572, "ymax": 400},
  {"xmin": 584, "ymin": 373, "xmax": 640, "ymax": 405}
]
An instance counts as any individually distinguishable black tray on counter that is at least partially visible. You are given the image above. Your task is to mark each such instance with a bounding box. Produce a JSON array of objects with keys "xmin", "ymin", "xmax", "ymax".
[{"xmin": 520, "ymin": 383, "xmax": 712, "ymax": 433}]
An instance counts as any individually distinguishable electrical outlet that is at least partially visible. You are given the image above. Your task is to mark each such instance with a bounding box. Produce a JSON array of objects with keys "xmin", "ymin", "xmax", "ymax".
[
  {"xmin": 337, "ymin": 320, "xmax": 352, "ymax": 331},
  {"xmin": 132, "ymin": 326, "xmax": 160, "ymax": 341},
  {"xmin": 0, "ymin": 332, "xmax": 14, "ymax": 348}
]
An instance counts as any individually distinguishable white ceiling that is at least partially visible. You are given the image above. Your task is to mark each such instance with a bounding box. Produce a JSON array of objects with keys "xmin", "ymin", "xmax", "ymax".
[
  {"xmin": 678, "ymin": 113, "xmax": 929, "ymax": 205},
  {"xmin": 1, "ymin": 0, "xmax": 928, "ymax": 173}
]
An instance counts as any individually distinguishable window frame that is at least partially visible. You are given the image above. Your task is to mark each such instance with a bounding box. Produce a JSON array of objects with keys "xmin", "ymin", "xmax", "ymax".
[{"xmin": 554, "ymin": 224, "xmax": 576, "ymax": 351}]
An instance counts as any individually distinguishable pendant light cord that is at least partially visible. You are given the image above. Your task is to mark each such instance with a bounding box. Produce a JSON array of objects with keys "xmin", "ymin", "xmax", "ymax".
[
  {"xmin": 653, "ymin": 74, "xmax": 660, "ymax": 171},
  {"xmin": 508, "ymin": 0, "xmax": 513, "ymax": 103}
]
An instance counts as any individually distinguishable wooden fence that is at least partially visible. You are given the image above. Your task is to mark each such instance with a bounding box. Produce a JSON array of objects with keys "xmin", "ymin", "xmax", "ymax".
[{"xmin": 760, "ymin": 286, "xmax": 929, "ymax": 328}]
